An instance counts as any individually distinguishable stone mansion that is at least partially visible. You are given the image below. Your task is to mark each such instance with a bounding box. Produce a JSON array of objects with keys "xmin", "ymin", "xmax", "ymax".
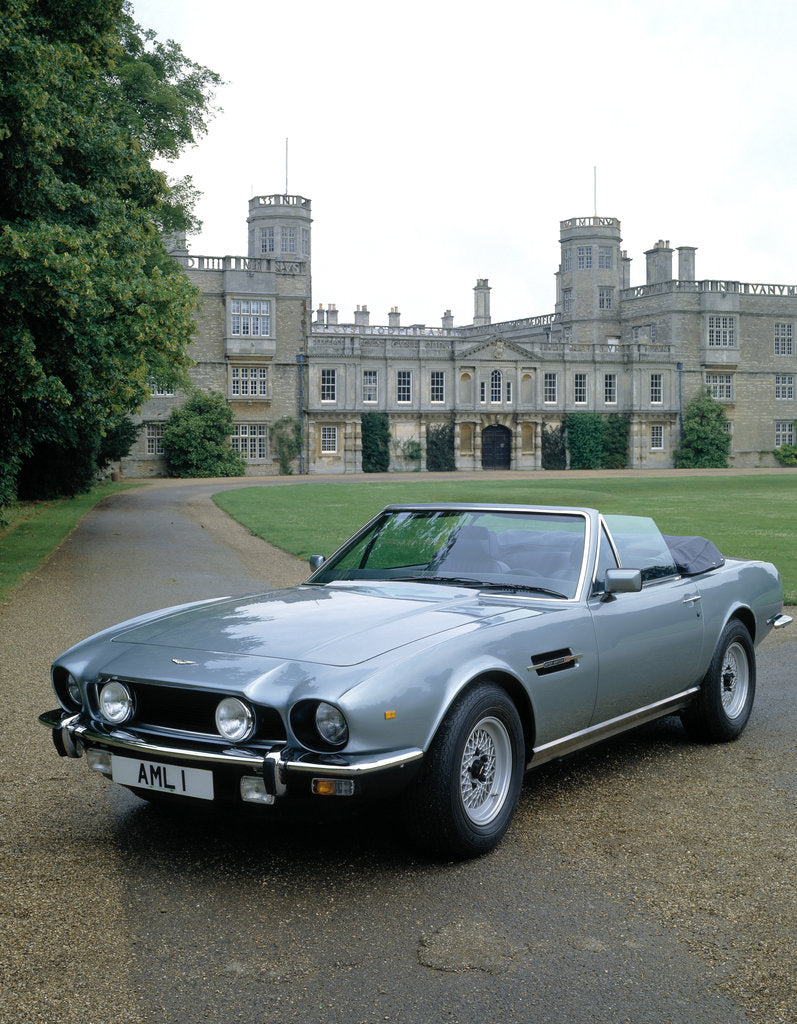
[{"xmin": 121, "ymin": 194, "xmax": 797, "ymax": 476}]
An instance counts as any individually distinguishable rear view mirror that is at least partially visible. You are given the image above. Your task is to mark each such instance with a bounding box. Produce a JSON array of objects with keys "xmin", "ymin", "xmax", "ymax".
[{"xmin": 604, "ymin": 568, "xmax": 642, "ymax": 595}]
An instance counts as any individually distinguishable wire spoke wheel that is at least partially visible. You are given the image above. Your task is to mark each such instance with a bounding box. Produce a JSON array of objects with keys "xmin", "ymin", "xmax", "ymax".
[
  {"xmin": 458, "ymin": 716, "xmax": 513, "ymax": 826},
  {"xmin": 720, "ymin": 640, "xmax": 750, "ymax": 719}
]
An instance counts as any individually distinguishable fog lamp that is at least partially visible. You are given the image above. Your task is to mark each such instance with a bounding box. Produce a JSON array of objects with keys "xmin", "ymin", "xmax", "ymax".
[
  {"xmin": 240, "ymin": 776, "xmax": 275, "ymax": 805},
  {"xmin": 86, "ymin": 749, "xmax": 113, "ymax": 777},
  {"xmin": 99, "ymin": 680, "xmax": 134, "ymax": 724}
]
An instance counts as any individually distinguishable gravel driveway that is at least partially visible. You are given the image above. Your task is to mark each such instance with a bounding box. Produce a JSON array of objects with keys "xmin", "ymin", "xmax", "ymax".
[{"xmin": 1, "ymin": 479, "xmax": 794, "ymax": 1024}]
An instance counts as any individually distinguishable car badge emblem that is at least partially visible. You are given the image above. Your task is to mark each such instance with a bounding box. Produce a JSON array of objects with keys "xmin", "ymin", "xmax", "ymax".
[{"xmin": 171, "ymin": 658, "xmax": 196, "ymax": 665}]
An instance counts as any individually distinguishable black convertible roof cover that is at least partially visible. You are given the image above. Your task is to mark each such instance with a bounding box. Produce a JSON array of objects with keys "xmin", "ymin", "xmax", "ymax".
[{"xmin": 664, "ymin": 535, "xmax": 725, "ymax": 576}]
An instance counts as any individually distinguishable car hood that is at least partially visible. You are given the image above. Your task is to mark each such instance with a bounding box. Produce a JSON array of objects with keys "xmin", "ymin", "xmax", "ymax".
[{"xmin": 108, "ymin": 581, "xmax": 542, "ymax": 667}]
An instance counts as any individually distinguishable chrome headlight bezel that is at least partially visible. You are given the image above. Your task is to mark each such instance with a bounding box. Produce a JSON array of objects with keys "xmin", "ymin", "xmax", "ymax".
[
  {"xmin": 215, "ymin": 697, "xmax": 255, "ymax": 742},
  {"xmin": 98, "ymin": 680, "xmax": 135, "ymax": 724}
]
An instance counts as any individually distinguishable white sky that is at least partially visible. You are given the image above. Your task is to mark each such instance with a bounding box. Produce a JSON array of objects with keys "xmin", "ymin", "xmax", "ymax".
[{"xmin": 131, "ymin": 0, "xmax": 797, "ymax": 327}]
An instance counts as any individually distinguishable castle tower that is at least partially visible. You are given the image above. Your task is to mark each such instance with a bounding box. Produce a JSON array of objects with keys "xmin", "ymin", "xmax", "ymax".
[
  {"xmin": 557, "ymin": 216, "xmax": 623, "ymax": 345},
  {"xmin": 247, "ymin": 194, "xmax": 312, "ymax": 261}
]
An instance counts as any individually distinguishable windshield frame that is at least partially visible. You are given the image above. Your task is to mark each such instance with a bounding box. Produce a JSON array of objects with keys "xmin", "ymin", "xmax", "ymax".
[{"xmin": 306, "ymin": 504, "xmax": 594, "ymax": 601}]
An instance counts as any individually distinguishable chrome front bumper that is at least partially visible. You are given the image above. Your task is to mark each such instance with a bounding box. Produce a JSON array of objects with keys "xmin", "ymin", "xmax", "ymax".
[{"xmin": 39, "ymin": 709, "xmax": 423, "ymax": 798}]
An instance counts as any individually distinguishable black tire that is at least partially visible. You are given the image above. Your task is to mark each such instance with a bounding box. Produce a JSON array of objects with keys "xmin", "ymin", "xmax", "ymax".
[
  {"xmin": 402, "ymin": 681, "xmax": 525, "ymax": 859},
  {"xmin": 681, "ymin": 620, "xmax": 756, "ymax": 742}
]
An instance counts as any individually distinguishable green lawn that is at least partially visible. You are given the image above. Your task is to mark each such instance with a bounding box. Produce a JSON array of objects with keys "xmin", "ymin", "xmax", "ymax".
[
  {"xmin": 213, "ymin": 474, "xmax": 797, "ymax": 604},
  {"xmin": 0, "ymin": 482, "xmax": 138, "ymax": 604}
]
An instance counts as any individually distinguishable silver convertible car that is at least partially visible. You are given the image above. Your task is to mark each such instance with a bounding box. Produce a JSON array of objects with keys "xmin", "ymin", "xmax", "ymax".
[{"xmin": 41, "ymin": 504, "xmax": 791, "ymax": 858}]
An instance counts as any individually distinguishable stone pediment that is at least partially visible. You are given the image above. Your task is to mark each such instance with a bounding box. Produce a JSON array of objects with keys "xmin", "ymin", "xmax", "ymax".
[{"xmin": 457, "ymin": 335, "xmax": 534, "ymax": 361}]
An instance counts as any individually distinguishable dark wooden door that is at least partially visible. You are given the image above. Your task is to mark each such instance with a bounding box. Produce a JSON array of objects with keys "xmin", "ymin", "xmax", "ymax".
[{"xmin": 481, "ymin": 425, "xmax": 511, "ymax": 469}]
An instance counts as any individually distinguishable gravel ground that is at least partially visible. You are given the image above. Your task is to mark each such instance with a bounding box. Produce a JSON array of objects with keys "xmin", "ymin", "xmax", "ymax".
[{"xmin": 1, "ymin": 479, "xmax": 794, "ymax": 1024}]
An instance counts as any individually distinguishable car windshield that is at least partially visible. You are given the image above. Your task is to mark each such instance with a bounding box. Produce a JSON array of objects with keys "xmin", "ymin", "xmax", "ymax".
[{"xmin": 310, "ymin": 508, "xmax": 587, "ymax": 599}]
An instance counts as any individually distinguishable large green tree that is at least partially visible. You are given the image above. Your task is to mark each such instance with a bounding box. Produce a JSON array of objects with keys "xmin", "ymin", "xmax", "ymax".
[{"xmin": 0, "ymin": 0, "xmax": 221, "ymax": 511}]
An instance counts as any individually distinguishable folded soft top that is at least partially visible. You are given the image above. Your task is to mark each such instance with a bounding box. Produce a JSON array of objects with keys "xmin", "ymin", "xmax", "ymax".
[{"xmin": 664, "ymin": 535, "xmax": 725, "ymax": 576}]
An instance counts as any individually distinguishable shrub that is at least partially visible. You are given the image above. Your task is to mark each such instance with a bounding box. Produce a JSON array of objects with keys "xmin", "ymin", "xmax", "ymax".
[
  {"xmin": 17, "ymin": 423, "xmax": 100, "ymax": 500},
  {"xmin": 674, "ymin": 390, "xmax": 730, "ymax": 468},
  {"xmin": 269, "ymin": 417, "xmax": 301, "ymax": 475},
  {"xmin": 565, "ymin": 413, "xmax": 603, "ymax": 470},
  {"xmin": 426, "ymin": 421, "xmax": 456, "ymax": 471},
  {"xmin": 162, "ymin": 390, "xmax": 245, "ymax": 477},
  {"xmin": 541, "ymin": 423, "xmax": 566, "ymax": 469},
  {"xmin": 361, "ymin": 412, "xmax": 390, "ymax": 472}
]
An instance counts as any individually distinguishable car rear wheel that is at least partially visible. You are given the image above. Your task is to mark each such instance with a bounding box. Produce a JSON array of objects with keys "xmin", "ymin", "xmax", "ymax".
[
  {"xmin": 681, "ymin": 620, "xmax": 756, "ymax": 742},
  {"xmin": 402, "ymin": 681, "xmax": 525, "ymax": 859}
]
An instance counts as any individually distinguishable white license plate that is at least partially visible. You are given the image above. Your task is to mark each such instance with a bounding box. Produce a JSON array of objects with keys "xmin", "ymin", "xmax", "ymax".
[{"xmin": 111, "ymin": 755, "xmax": 214, "ymax": 800}]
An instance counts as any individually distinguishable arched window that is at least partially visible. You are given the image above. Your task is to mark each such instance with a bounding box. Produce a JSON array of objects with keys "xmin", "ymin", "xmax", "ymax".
[{"xmin": 490, "ymin": 370, "xmax": 503, "ymax": 403}]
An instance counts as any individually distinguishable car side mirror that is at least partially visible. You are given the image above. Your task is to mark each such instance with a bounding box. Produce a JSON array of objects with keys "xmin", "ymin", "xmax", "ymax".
[
  {"xmin": 603, "ymin": 568, "xmax": 642, "ymax": 599},
  {"xmin": 308, "ymin": 554, "xmax": 325, "ymax": 571}
]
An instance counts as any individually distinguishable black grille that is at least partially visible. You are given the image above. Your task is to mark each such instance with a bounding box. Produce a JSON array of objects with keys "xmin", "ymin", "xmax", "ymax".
[{"xmin": 118, "ymin": 681, "xmax": 286, "ymax": 741}]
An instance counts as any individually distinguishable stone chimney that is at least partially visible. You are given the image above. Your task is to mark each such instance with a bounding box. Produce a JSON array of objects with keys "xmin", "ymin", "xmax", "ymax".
[
  {"xmin": 326, "ymin": 303, "xmax": 338, "ymax": 326},
  {"xmin": 314, "ymin": 304, "xmax": 326, "ymax": 325},
  {"xmin": 473, "ymin": 279, "xmax": 491, "ymax": 327},
  {"xmin": 677, "ymin": 246, "xmax": 697, "ymax": 282},
  {"xmin": 645, "ymin": 240, "xmax": 673, "ymax": 285},
  {"xmin": 354, "ymin": 305, "xmax": 370, "ymax": 326},
  {"xmin": 441, "ymin": 309, "xmax": 454, "ymax": 329},
  {"xmin": 621, "ymin": 251, "xmax": 632, "ymax": 290},
  {"xmin": 388, "ymin": 307, "xmax": 401, "ymax": 328}
]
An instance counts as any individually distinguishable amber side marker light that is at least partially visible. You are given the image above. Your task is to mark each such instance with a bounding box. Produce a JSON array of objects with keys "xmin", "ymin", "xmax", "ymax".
[{"xmin": 311, "ymin": 779, "xmax": 355, "ymax": 797}]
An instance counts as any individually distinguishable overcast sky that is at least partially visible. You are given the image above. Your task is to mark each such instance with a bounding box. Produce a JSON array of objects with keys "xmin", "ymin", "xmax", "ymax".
[{"xmin": 131, "ymin": 0, "xmax": 797, "ymax": 327}]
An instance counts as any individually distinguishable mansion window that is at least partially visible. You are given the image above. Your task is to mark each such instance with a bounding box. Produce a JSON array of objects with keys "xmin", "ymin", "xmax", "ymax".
[
  {"xmin": 706, "ymin": 373, "xmax": 733, "ymax": 400},
  {"xmin": 397, "ymin": 370, "xmax": 412, "ymax": 403},
  {"xmin": 280, "ymin": 227, "xmax": 296, "ymax": 253},
  {"xmin": 650, "ymin": 373, "xmax": 663, "ymax": 404},
  {"xmin": 145, "ymin": 423, "xmax": 164, "ymax": 455},
  {"xmin": 479, "ymin": 381, "xmax": 487, "ymax": 403},
  {"xmin": 543, "ymin": 372, "xmax": 558, "ymax": 404},
  {"xmin": 598, "ymin": 246, "xmax": 612, "ymax": 269},
  {"xmin": 260, "ymin": 227, "xmax": 275, "ymax": 253},
  {"xmin": 774, "ymin": 323, "xmax": 793, "ymax": 356},
  {"xmin": 490, "ymin": 370, "xmax": 503, "ymax": 403},
  {"xmin": 231, "ymin": 424, "xmax": 268, "ymax": 460},
  {"xmin": 563, "ymin": 248, "xmax": 572, "ymax": 272},
  {"xmin": 231, "ymin": 366, "xmax": 269, "ymax": 397},
  {"xmin": 577, "ymin": 246, "xmax": 592, "ymax": 270},
  {"xmin": 320, "ymin": 369, "xmax": 337, "ymax": 402},
  {"xmin": 573, "ymin": 372, "xmax": 587, "ymax": 404},
  {"xmin": 362, "ymin": 369, "xmax": 378, "ymax": 403},
  {"xmin": 430, "ymin": 370, "xmax": 445, "ymax": 404},
  {"xmin": 148, "ymin": 379, "xmax": 174, "ymax": 397},
  {"xmin": 563, "ymin": 289, "xmax": 573, "ymax": 313},
  {"xmin": 775, "ymin": 421, "xmax": 794, "ymax": 447},
  {"xmin": 301, "ymin": 228, "xmax": 310, "ymax": 256},
  {"xmin": 321, "ymin": 426, "xmax": 338, "ymax": 453},
  {"xmin": 603, "ymin": 373, "xmax": 617, "ymax": 404},
  {"xmin": 775, "ymin": 374, "xmax": 794, "ymax": 400},
  {"xmin": 632, "ymin": 324, "xmax": 658, "ymax": 343},
  {"xmin": 598, "ymin": 287, "xmax": 613, "ymax": 310},
  {"xmin": 707, "ymin": 315, "xmax": 736, "ymax": 348},
  {"xmin": 231, "ymin": 299, "xmax": 271, "ymax": 337},
  {"xmin": 650, "ymin": 425, "xmax": 664, "ymax": 450}
]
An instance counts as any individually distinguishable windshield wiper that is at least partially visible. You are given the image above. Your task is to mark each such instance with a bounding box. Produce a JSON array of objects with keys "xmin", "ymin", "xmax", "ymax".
[
  {"xmin": 478, "ymin": 582, "xmax": 569, "ymax": 599},
  {"xmin": 392, "ymin": 575, "xmax": 484, "ymax": 587}
]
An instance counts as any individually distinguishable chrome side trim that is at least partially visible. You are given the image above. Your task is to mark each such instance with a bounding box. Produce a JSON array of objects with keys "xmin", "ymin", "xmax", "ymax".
[
  {"xmin": 768, "ymin": 613, "xmax": 792, "ymax": 629},
  {"xmin": 284, "ymin": 749, "xmax": 424, "ymax": 777},
  {"xmin": 528, "ymin": 687, "xmax": 700, "ymax": 769}
]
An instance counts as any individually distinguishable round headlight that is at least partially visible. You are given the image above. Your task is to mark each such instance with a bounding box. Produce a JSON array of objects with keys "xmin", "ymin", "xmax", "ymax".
[
  {"xmin": 66, "ymin": 673, "xmax": 82, "ymax": 708},
  {"xmin": 99, "ymin": 680, "xmax": 134, "ymax": 724},
  {"xmin": 215, "ymin": 697, "xmax": 255, "ymax": 742},
  {"xmin": 315, "ymin": 702, "xmax": 348, "ymax": 747}
]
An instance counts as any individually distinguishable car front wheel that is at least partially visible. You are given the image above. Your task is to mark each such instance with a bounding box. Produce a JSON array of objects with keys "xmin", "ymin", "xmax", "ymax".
[
  {"xmin": 402, "ymin": 681, "xmax": 525, "ymax": 859},
  {"xmin": 681, "ymin": 620, "xmax": 756, "ymax": 742}
]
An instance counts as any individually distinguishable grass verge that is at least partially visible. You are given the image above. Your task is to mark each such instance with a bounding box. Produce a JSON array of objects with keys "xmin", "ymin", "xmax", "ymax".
[
  {"xmin": 0, "ymin": 481, "xmax": 139, "ymax": 604},
  {"xmin": 213, "ymin": 473, "xmax": 797, "ymax": 604}
]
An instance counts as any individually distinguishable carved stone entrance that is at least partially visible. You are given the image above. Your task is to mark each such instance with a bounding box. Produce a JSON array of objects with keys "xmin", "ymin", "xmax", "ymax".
[{"xmin": 481, "ymin": 425, "xmax": 512, "ymax": 469}]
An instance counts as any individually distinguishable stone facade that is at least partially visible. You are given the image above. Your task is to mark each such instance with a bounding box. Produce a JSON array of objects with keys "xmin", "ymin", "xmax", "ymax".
[{"xmin": 122, "ymin": 200, "xmax": 797, "ymax": 477}]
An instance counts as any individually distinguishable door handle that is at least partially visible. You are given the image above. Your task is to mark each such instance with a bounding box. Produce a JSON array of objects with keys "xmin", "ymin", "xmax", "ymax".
[{"xmin": 682, "ymin": 594, "xmax": 701, "ymax": 605}]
